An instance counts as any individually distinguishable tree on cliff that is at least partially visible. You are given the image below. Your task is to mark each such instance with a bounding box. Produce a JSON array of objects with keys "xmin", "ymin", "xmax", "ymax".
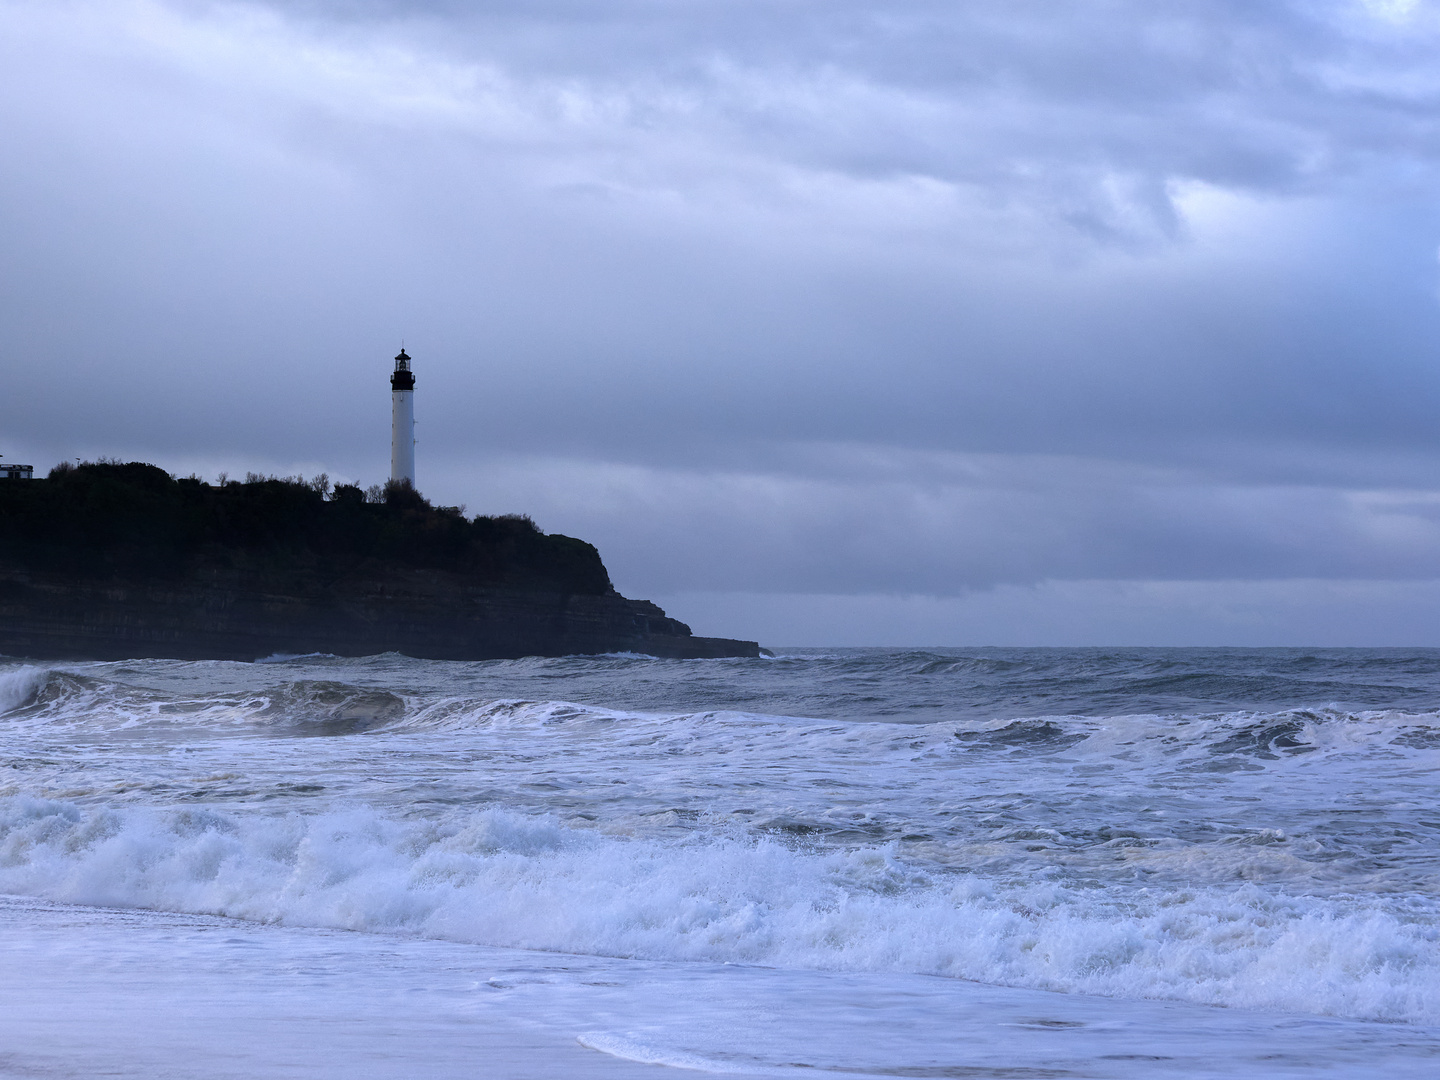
[{"xmin": 0, "ymin": 461, "xmax": 613, "ymax": 596}]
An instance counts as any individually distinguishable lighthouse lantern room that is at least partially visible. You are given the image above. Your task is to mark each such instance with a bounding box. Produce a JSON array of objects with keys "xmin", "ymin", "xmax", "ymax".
[{"xmin": 390, "ymin": 349, "xmax": 416, "ymax": 487}]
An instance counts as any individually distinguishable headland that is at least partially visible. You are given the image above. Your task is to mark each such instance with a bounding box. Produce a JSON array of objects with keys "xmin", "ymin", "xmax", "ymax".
[{"xmin": 0, "ymin": 461, "xmax": 759, "ymax": 661}]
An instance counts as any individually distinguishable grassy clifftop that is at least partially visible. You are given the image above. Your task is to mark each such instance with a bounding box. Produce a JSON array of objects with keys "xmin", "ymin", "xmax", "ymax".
[{"xmin": 0, "ymin": 461, "xmax": 614, "ymax": 596}]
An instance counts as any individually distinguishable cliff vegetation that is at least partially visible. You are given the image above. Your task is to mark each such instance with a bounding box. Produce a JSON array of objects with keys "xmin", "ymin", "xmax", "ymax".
[{"xmin": 0, "ymin": 461, "xmax": 613, "ymax": 596}]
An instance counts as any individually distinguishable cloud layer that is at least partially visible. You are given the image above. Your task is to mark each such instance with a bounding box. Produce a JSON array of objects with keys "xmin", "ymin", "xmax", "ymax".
[{"xmin": 4, "ymin": 0, "xmax": 1440, "ymax": 642}]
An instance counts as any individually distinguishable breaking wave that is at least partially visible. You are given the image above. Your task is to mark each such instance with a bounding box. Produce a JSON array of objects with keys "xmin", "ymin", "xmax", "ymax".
[
  {"xmin": 0, "ymin": 668, "xmax": 407, "ymax": 733},
  {"xmin": 5, "ymin": 650, "xmax": 1440, "ymax": 1032},
  {"xmin": 6, "ymin": 662, "xmax": 1440, "ymax": 774},
  {"xmin": 0, "ymin": 794, "xmax": 1435, "ymax": 1025},
  {"xmin": 0, "ymin": 666, "xmax": 44, "ymax": 715}
]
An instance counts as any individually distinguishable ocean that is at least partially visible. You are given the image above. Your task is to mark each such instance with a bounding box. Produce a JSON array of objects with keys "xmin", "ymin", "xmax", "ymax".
[{"xmin": 1, "ymin": 647, "xmax": 1438, "ymax": 1078}]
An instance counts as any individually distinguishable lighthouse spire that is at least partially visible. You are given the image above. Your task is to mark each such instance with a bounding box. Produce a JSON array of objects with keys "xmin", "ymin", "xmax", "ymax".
[{"xmin": 390, "ymin": 348, "xmax": 416, "ymax": 487}]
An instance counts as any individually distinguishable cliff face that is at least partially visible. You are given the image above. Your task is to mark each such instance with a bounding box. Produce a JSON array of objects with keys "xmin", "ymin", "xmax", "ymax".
[
  {"xmin": 0, "ymin": 565, "xmax": 754, "ymax": 661},
  {"xmin": 0, "ymin": 464, "xmax": 758, "ymax": 662}
]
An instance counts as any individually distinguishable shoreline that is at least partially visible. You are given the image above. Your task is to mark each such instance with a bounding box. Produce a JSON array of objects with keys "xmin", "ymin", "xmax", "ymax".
[{"xmin": 4, "ymin": 894, "xmax": 1437, "ymax": 1079}]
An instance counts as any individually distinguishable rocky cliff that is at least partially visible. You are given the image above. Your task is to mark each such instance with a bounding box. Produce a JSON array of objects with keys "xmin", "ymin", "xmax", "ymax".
[{"xmin": 0, "ymin": 462, "xmax": 758, "ymax": 662}]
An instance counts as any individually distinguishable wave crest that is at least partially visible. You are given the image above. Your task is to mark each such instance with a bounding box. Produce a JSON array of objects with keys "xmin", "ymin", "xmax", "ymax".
[
  {"xmin": 0, "ymin": 795, "xmax": 1435, "ymax": 1025},
  {"xmin": 0, "ymin": 666, "xmax": 46, "ymax": 715}
]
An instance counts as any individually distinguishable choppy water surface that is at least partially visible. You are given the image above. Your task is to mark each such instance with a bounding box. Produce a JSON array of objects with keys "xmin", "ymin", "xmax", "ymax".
[{"xmin": 2, "ymin": 648, "xmax": 1439, "ymax": 1076}]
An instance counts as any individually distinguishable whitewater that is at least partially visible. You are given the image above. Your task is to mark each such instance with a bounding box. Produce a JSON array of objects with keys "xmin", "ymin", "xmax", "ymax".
[{"xmin": 1, "ymin": 648, "xmax": 1438, "ymax": 1078}]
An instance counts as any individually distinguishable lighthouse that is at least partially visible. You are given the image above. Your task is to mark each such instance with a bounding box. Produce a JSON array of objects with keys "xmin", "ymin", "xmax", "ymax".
[{"xmin": 390, "ymin": 348, "xmax": 416, "ymax": 487}]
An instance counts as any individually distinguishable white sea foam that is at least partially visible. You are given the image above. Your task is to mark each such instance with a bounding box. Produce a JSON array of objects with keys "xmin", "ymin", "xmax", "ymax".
[
  {"xmin": 9, "ymin": 665, "xmax": 1440, "ymax": 777},
  {"xmin": 576, "ymin": 1033, "xmax": 754, "ymax": 1073},
  {"xmin": 12, "ymin": 894, "xmax": 1436, "ymax": 1080},
  {"xmin": 0, "ymin": 794, "xmax": 1435, "ymax": 1025},
  {"xmin": 5, "ymin": 649, "xmax": 1440, "ymax": 1054}
]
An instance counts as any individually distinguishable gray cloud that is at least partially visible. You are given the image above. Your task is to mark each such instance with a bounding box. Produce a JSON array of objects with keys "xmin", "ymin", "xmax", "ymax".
[
  {"xmin": 434, "ymin": 448, "xmax": 1440, "ymax": 595},
  {"xmin": 4, "ymin": 0, "xmax": 1440, "ymax": 641}
]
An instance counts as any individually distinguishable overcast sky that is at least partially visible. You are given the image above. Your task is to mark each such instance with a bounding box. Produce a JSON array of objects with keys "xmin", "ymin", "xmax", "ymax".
[{"xmin": 5, "ymin": 0, "xmax": 1440, "ymax": 645}]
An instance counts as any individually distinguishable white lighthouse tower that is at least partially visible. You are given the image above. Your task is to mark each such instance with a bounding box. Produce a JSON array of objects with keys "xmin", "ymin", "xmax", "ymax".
[{"xmin": 390, "ymin": 348, "xmax": 416, "ymax": 487}]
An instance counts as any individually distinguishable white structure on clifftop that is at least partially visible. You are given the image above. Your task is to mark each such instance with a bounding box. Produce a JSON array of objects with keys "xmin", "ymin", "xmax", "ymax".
[
  {"xmin": 1, "ymin": 462, "xmax": 33, "ymax": 480},
  {"xmin": 390, "ymin": 348, "xmax": 416, "ymax": 487}
]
